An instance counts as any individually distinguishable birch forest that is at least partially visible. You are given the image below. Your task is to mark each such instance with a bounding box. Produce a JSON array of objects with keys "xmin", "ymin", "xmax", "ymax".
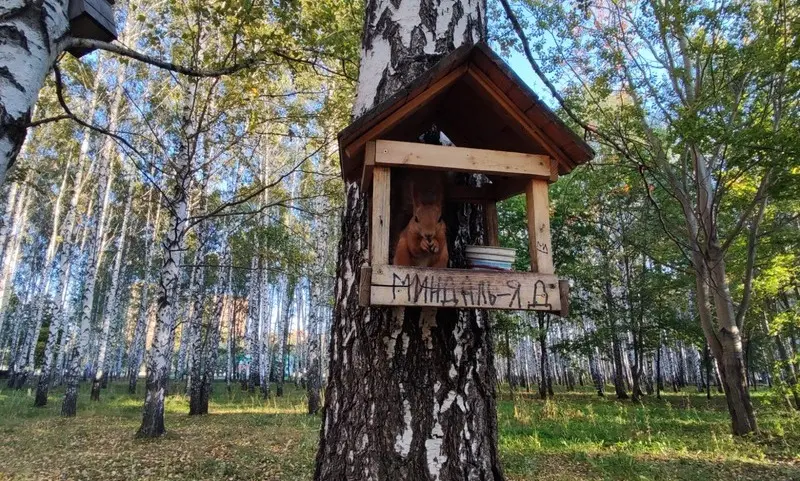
[{"xmin": 0, "ymin": 0, "xmax": 798, "ymax": 480}]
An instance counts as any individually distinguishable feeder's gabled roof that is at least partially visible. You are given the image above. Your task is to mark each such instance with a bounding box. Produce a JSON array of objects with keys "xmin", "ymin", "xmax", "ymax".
[{"xmin": 338, "ymin": 42, "xmax": 594, "ymax": 182}]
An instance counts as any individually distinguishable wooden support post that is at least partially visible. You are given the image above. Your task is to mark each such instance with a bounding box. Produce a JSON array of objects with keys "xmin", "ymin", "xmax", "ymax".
[
  {"xmin": 371, "ymin": 166, "xmax": 391, "ymax": 265},
  {"xmin": 526, "ymin": 178, "xmax": 553, "ymax": 274},
  {"xmin": 361, "ymin": 141, "xmax": 376, "ymax": 191},
  {"xmin": 484, "ymin": 202, "xmax": 499, "ymax": 247},
  {"xmin": 558, "ymin": 279, "xmax": 570, "ymax": 318}
]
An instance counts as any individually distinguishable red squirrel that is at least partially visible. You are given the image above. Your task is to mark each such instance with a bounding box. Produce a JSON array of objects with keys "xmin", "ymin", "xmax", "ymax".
[{"xmin": 392, "ymin": 176, "xmax": 448, "ymax": 268}]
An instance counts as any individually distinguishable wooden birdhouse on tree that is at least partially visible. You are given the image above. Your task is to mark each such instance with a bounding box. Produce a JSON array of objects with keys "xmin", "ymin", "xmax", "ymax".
[
  {"xmin": 340, "ymin": 43, "xmax": 594, "ymax": 316},
  {"xmin": 67, "ymin": 0, "xmax": 117, "ymax": 57}
]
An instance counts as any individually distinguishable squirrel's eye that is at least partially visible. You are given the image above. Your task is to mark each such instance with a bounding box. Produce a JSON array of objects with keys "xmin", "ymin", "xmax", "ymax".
[{"xmin": 415, "ymin": 216, "xmax": 419, "ymax": 223}]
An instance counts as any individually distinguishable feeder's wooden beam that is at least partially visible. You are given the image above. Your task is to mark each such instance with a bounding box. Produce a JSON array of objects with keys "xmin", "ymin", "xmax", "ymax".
[
  {"xmin": 558, "ymin": 279, "xmax": 570, "ymax": 318},
  {"xmin": 371, "ymin": 167, "xmax": 391, "ymax": 265},
  {"xmin": 369, "ymin": 265, "xmax": 561, "ymax": 311},
  {"xmin": 526, "ymin": 178, "xmax": 554, "ymax": 274},
  {"xmin": 484, "ymin": 202, "xmax": 499, "ymax": 247},
  {"xmin": 373, "ymin": 140, "xmax": 551, "ymax": 178},
  {"xmin": 361, "ymin": 141, "xmax": 376, "ymax": 192}
]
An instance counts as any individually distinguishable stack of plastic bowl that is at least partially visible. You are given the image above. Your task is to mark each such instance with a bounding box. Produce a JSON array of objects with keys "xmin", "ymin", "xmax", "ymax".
[{"xmin": 465, "ymin": 245, "xmax": 516, "ymax": 271}]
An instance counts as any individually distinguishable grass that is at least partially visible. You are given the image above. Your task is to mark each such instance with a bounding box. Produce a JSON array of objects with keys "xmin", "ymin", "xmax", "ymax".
[{"xmin": 0, "ymin": 381, "xmax": 798, "ymax": 480}]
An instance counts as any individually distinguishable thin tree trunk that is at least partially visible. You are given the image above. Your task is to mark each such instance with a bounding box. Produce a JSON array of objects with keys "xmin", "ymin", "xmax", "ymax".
[
  {"xmin": 91, "ymin": 182, "xmax": 133, "ymax": 400},
  {"xmin": 61, "ymin": 143, "xmax": 113, "ymax": 416},
  {"xmin": 537, "ymin": 313, "xmax": 550, "ymax": 400},
  {"xmin": 187, "ymin": 217, "xmax": 209, "ymax": 414},
  {"xmin": 258, "ymin": 259, "xmax": 273, "ymax": 399},
  {"xmin": 224, "ymin": 250, "xmax": 235, "ymax": 393},
  {"xmin": 245, "ymin": 255, "xmax": 260, "ymax": 392},
  {"xmin": 590, "ymin": 345, "xmax": 604, "ymax": 396},
  {"xmin": 276, "ymin": 278, "xmax": 296, "ymax": 397},
  {"xmin": 0, "ymin": 184, "xmax": 30, "ymax": 325},
  {"xmin": 306, "ymin": 280, "xmax": 322, "ymax": 415},
  {"xmin": 197, "ymin": 287, "xmax": 224, "ymax": 415},
  {"xmin": 12, "ymin": 156, "xmax": 73, "ymax": 390},
  {"xmin": 127, "ymin": 188, "xmax": 160, "ymax": 394}
]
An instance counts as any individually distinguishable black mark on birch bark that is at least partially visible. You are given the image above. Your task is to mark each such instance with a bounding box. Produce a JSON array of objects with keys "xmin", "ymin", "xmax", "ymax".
[
  {"xmin": 0, "ymin": 66, "xmax": 26, "ymax": 93},
  {"xmin": 419, "ymin": 0, "xmax": 436, "ymax": 34},
  {"xmin": 0, "ymin": 25, "xmax": 30, "ymax": 52},
  {"xmin": 436, "ymin": 0, "xmax": 464, "ymax": 52}
]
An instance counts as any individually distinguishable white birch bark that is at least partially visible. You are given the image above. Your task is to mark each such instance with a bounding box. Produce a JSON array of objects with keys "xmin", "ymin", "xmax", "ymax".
[
  {"xmin": 61, "ymin": 139, "xmax": 114, "ymax": 416},
  {"xmin": 187, "ymin": 239, "xmax": 207, "ymax": 412},
  {"xmin": 258, "ymin": 272, "xmax": 273, "ymax": 398},
  {"xmin": 0, "ymin": 182, "xmax": 20, "ymax": 271},
  {"xmin": 316, "ymin": 3, "xmax": 497, "ymax": 477},
  {"xmin": 0, "ymin": 0, "xmax": 71, "ymax": 184},
  {"xmin": 224, "ymin": 246, "xmax": 235, "ymax": 391},
  {"xmin": 245, "ymin": 254, "xmax": 260, "ymax": 391},
  {"xmin": 91, "ymin": 181, "xmax": 134, "ymax": 400},
  {"xmin": 127, "ymin": 188, "xmax": 161, "ymax": 394},
  {"xmin": 176, "ymin": 261, "xmax": 198, "ymax": 380},
  {"xmin": 306, "ymin": 279, "xmax": 322, "ymax": 414},
  {"xmin": 275, "ymin": 277, "xmax": 295, "ymax": 397},
  {"xmin": 0, "ymin": 183, "xmax": 30, "ymax": 344},
  {"xmin": 136, "ymin": 78, "xmax": 195, "ymax": 438}
]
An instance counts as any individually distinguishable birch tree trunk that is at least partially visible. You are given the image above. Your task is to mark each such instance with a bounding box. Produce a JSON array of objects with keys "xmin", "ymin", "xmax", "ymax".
[
  {"xmin": 0, "ymin": 183, "xmax": 20, "ymax": 263},
  {"xmin": 245, "ymin": 255, "xmax": 260, "ymax": 392},
  {"xmin": 314, "ymin": 2, "xmax": 504, "ymax": 479},
  {"xmin": 187, "ymin": 224, "xmax": 208, "ymax": 415},
  {"xmin": 176, "ymin": 261, "xmax": 198, "ymax": 380},
  {"xmin": 91, "ymin": 181, "xmax": 133, "ymax": 400},
  {"xmin": 1, "ymin": 184, "xmax": 32, "ymax": 382},
  {"xmin": 276, "ymin": 277, "xmax": 295, "ymax": 397},
  {"xmin": 224, "ymin": 250, "xmax": 235, "ymax": 392},
  {"xmin": 0, "ymin": 183, "xmax": 30, "ymax": 325},
  {"xmin": 197, "ymin": 286, "xmax": 224, "ymax": 415},
  {"xmin": 258, "ymin": 261, "xmax": 273, "ymax": 399},
  {"xmin": 0, "ymin": 0, "xmax": 71, "ymax": 184},
  {"xmin": 136, "ymin": 80, "xmax": 195, "ymax": 438},
  {"xmin": 12, "ymin": 156, "xmax": 73, "ymax": 392},
  {"xmin": 127, "ymin": 187, "xmax": 161, "ymax": 394},
  {"xmin": 61, "ymin": 139, "xmax": 114, "ymax": 416},
  {"xmin": 306, "ymin": 280, "xmax": 322, "ymax": 415}
]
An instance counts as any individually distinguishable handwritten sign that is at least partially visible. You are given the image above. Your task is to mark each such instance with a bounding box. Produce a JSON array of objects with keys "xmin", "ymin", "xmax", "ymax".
[{"xmin": 369, "ymin": 265, "xmax": 561, "ymax": 311}]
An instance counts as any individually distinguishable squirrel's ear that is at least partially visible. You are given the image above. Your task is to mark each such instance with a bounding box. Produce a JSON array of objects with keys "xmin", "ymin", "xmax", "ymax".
[
  {"xmin": 415, "ymin": 215, "xmax": 420, "ymax": 223},
  {"xmin": 438, "ymin": 215, "xmax": 444, "ymax": 223}
]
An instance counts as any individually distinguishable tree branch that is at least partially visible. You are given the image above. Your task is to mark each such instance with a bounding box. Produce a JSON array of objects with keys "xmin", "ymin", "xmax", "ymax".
[
  {"xmin": 53, "ymin": 63, "xmax": 172, "ymax": 211},
  {"xmin": 26, "ymin": 115, "xmax": 71, "ymax": 128},
  {"xmin": 184, "ymin": 142, "xmax": 327, "ymax": 228},
  {"xmin": 62, "ymin": 37, "xmax": 277, "ymax": 77},
  {"xmin": 734, "ymin": 179, "xmax": 770, "ymax": 329}
]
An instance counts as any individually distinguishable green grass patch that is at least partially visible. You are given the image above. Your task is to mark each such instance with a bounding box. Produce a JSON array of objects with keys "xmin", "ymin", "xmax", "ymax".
[{"xmin": 0, "ymin": 382, "xmax": 797, "ymax": 480}]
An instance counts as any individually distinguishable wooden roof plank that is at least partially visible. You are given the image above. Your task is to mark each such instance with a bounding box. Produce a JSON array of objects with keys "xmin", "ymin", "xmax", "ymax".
[
  {"xmin": 338, "ymin": 42, "xmax": 594, "ymax": 181},
  {"xmin": 341, "ymin": 64, "xmax": 468, "ymax": 181}
]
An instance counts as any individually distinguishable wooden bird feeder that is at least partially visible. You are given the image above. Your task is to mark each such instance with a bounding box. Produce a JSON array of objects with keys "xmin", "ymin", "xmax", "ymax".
[
  {"xmin": 340, "ymin": 43, "xmax": 594, "ymax": 316},
  {"xmin": 67, "ymin": 0, "xmax": 117, "ymax": 58}
]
